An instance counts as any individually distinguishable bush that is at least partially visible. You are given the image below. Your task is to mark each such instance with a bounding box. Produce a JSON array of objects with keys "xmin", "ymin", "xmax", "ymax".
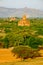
[
  {"xmin": 29, "ymin": 37, "xmax": 42, "ymax": 48},
  {"xmin": 3, "ymin": 36, "xmax": 9, "ymax": 48},
  {"xmin": 12, "ymin": 46, "xmax": 40, "ymax": 60}
]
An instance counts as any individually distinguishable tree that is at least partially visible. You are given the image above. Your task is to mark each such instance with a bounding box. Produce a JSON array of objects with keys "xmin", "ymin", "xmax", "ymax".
[
  {"xmin": 3, "ymin": 36, "xmax": 9, "ymax": 48},
  {"xmin": 29, "ymin": 36, "xmax": 42, "ymax": 48}
]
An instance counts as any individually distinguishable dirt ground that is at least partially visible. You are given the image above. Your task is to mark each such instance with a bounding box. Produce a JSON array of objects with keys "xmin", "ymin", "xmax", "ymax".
[
  {"xmin": 0, "ymin": 47, "xmax": 21, "ymax": 63},
  {"xmin": 0, "ymin": 47, "xmax": 43, "ymax": 64}
]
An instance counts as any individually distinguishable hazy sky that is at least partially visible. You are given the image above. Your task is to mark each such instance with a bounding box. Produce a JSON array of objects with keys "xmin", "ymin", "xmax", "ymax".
[{"xmin": 0, "ymin": 0, "xmax": 43, "ymax": 10}]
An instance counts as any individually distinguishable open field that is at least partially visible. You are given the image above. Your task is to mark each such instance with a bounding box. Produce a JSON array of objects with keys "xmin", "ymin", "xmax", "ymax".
[
  {"xmin": 0, "ymin": 58, "xmax": 43, "ymax": 65},
  {"xmin": 0, "ymin": 48, "xmax": 22, "ymax": 63},
  {"xmin": 0, "ymin": 48, "xmax": 43, "ymax": 65}
]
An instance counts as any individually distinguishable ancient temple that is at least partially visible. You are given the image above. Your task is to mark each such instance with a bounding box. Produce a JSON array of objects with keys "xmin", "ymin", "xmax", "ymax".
[
  {"xmin": 10, "ymin": 17, "xmax": 16, "ymax": 21},
  {"xmin": 18, "ymin": 15, "xmax": 30, "ymax": 26}
]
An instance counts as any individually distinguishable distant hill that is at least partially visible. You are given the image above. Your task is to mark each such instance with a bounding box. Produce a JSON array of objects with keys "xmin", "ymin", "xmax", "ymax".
[{"xmin": 0, "ymin": 7, "xmax": 43, "ymax": 18}]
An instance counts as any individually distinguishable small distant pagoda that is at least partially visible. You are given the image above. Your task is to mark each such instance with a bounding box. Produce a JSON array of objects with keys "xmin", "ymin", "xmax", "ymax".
[
  {"xmin": 10, "ymin": 17, "xmax": 16, "ymax": 21},
  {"xmin": 18, "ymin": 15, "xmax": 30, "ymax": 26}
]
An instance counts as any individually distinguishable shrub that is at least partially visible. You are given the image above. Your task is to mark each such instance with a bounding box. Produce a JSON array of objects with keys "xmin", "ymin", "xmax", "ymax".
[
  {"xmin": 12, "ymin": 46, "xmax": 40, "ymax": 60},
  {"xmin": 3, "ymin": 36, "xmax": 9, "ymax": 48},
  {"xmin": 29, "ymin": 37, "xmax": 42, "ymax": 48}
]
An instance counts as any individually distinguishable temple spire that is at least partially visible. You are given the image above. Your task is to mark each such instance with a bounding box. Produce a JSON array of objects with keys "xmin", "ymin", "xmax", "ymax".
[{"xmin": 18, "ymin": 15, "xmax": 30, "ymax": 26}]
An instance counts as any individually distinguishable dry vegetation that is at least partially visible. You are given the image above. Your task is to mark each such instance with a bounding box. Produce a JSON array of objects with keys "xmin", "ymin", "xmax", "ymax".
[
  {"xmin": 0, "ymin": 47, "xmax": 43, "ymax": 63},
  {"xmin": 0, "ymin": 18, "xmax": 43, "ymax": 64},
  {"xmin": 0, "ymin": 47, "xmax": 22, "ymax": 63}
]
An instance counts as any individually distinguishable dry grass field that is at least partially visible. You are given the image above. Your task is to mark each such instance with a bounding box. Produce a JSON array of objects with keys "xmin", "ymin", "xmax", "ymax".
[
  {"xmin": 0, "ymin": 58, "xmax": 43, "ymax": 65},
  {"xmin": 0, "ymin": 48, "xmax": 22, "ymax": 63},
  {"xmin": 0, "ymin": 48, "xmax": 43, "ymax": 65}
]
